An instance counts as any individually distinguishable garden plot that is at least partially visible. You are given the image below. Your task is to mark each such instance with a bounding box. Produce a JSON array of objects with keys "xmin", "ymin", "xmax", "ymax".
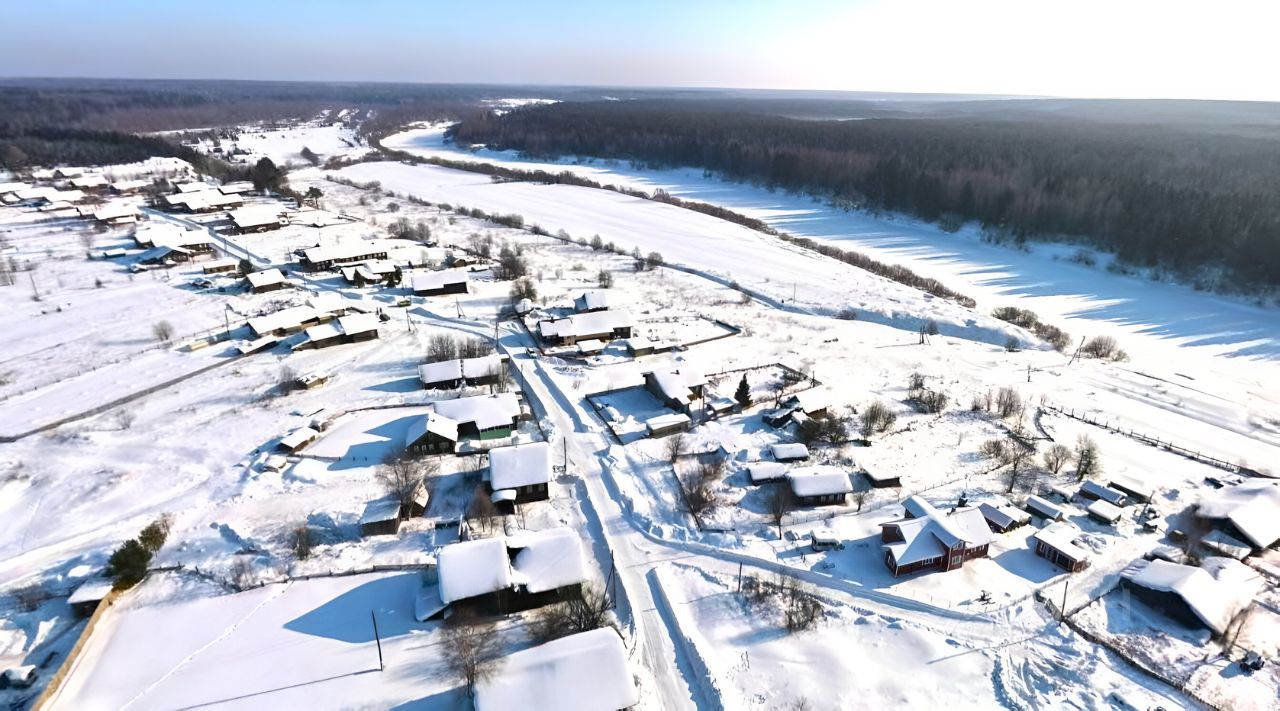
[
  {"xmin": 589, "ymin": 386, "xmax": 676, "ymax": 443},
  {"xmin": 633, "ymin": 314, "xmax": 738, "ymax": 350},
  {"xmin": 49, "ymin": 571, "xmax": 490, "ymax": 711}
]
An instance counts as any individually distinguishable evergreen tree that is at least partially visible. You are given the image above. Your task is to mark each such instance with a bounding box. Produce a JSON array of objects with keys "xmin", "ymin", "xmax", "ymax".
[{"xmin": 734, "ymin": 374, "xmax": 751, "ymax": 408}]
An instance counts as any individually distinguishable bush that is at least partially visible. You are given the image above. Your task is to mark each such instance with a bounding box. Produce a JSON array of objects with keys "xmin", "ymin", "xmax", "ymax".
[
  {"xmin": 911, "ymin": 389, "xmax": 949, "ymax": 413},
  {"xmin": 859, "ymin": 400, "xmax": 897, "ymax": 438},
  {"xmin": 597, "ymin": 269, "xmax": 614, "ymax": 288},
  {"xmin": 152, "ymin": 320, "xmax": 175, "ymax": 342},
  {"xmin": 509, "ymin": 276, "xmax": 538, "ymax": 303},
  {"xmin": 1081, "ymin": 335, "xmax": 1127, "ymax": 361},
  {"xmin": 532, "ymin": 584, "xmax": 613, "ymax": 643},
  {"xmin": 835, "ymin": 307, "xmax": 858, "ymax": 320},
  {"xmin": 645, "ymin": 251, "xmax": 665, "ymax": 270},
  {"xmin": 783, "ymin": 580, "xmax": 823, "ymax": 632},
  {"xmin": 137, "ymin": 515, "xmax": 171, "ymax": 554},
  {"xmin": 291, "ymin": 524, "xmax": 314, "ymax": 560},
  {"xmin": 105, "ymin": 539, "xmax": 151, "ymax": 590},
  {"xmin": 995, "ymin": 387, "xmax": 1023, "ymax": 419}
]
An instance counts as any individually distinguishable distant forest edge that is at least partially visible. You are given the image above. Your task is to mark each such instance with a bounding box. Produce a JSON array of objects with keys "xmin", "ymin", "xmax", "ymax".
[{"xmin": 449, "ymin": 101, "xmax": 1280, "ymax": 291}]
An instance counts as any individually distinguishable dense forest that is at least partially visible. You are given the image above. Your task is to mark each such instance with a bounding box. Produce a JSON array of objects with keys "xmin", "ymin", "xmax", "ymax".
[{"xmin": 450, "ymin": 101, "xmax": 1280, "ymax": 289}]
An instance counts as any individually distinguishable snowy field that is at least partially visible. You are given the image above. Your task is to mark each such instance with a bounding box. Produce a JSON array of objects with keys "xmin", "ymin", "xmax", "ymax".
[{"xmin": 4, "ymin": 118, "xmax": 1280, "ymax": 710}]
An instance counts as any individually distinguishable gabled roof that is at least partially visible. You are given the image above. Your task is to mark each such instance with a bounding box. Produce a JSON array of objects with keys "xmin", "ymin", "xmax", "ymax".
[
  {"xmin": 437, "ymin": 538, "xmax": 513, "ymax": 604},
  {"xmin": 434, "ymin": 393, "xmax": 520, "ymax": 431},
  {"xmin": 1087, "ymin": 499, "xmax": 1123, "ymax": 523},
  {"xmin": 245, "ymin": 268, "xmax": 287, "ymax": 289},
  {"xmin": 1080, "ymin": 480, "xmax": 1127, "ymax": 506},
  {"xmin": 538, "ymin": 310, "xmax": 632, "ymax": 339},
  {"xmin": 1033, "ymin": 522, "xmax": 1090, "ymax": 563},
  {"xmin": 67, "ymin": 578, "xmax": 115, "ymax": 605},
  {"xmin": 419, "ymin": 355, "xmax": 504, "ymax": 386},
  {"xmin": 336, "ymin": 313, "xmax": 379, "ymax": 337},
  {"xmin": 279, "ymin": 427, "xmax": 318, "ymax": 451},
  {"xmin": 883, "ymin": 497, "xmax": 995, "ymax": 567},
  {"xmin": 303, "ymin": 239, "xmax": 391, "ymax": 264},
  {"xmin": 645, "ymin": 367, "xmax": 706, "ymax": 403},
  {"xmin": 410, "ymin": 268, "xmax": 469, "ymax": 291},
  {"xmin": 788, "ymin": 387, "xmax": 831, "ymax": 414},
  {"xmin": 405, "ymin": 412, "xmax": 460, "ymax": 447},
  {"xmin": 978, "ymin": 502, "xmax": 1031, "ymax": 530},
  {"xmin": 247, "ymin": 304, "xmax": 324, "ymax": 336},
  {"xmin": 489, "ymin": 442, "xmax": 551, "ymax": 490},
  {"xmin": 474, "ymin": 629, "xmax": 638, "ymax": 711},
  {"xmin": 573, "ymin": 290, "xmax": 614, "ymax": 312},
  {"xmin": 1025, "ymin": 495, "xmax": 1067, "ymax": 521},
  {"xmin": 1196, "ymin": 480, "xmax": 1280, "ymax": 550},
  {"xmin": 230, "ymin": 204, "xmax": 286, "ymax": 229},
  {"xmin": 1121, "ymin": 558, "xmax": 1256, "ymax": 635},
  {"xmin": 509, "ymin": 527, "xmax": 586, "ymax": 594},
  {"xmin": 786, "ymin": 466, "xmax": 852, "ymax": 497},
  {"xmin": 770, "ymin": 443, "xmax": 809, "ymax": 461},
  {"xmin": 360, "ymin": 497, "xmax": 402, "ymax": 525},
  {"xmin": 747, "ymin": 462, "xmax": 787, "ymax": 483}
]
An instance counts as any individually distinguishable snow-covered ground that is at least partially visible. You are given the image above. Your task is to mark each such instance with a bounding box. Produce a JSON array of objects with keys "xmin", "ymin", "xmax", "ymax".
[{"xmin": 4, "ymin": 118, "xmax": 1279, "ymax": 710}]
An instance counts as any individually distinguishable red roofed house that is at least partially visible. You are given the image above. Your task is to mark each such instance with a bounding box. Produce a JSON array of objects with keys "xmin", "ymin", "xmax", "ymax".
[{"xmin": 880, "ymin": 496, "xmax": 994, "ymax": 577}]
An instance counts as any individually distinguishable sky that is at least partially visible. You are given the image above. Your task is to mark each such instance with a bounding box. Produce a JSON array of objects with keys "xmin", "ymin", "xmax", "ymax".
[{"xmin": 1, "ymin": 0, "xmax": 1277, "ymax": 102}]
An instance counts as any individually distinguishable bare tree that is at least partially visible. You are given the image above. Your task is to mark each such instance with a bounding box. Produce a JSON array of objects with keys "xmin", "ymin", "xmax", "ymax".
[
  {"xmin": 114, "ymin": 408, "xmax": 136, "ymax": 430},
  {"xmin": 995, "ymin": 387, "xmax": 1023, "ymax": 419},
  {"xmin": 467, "ymin": 485, "xmax": 499, "ymax": 533},
  {"xmin": 152, "ymin": 320, "xmax": 175, "ymax": 343},
  {"xmin": 665, "ymin": 433, "xmax": 685, "ymax": 463},
  {"xmin": 769, "ymin": 485, "xmax": 793, "ymax": 538},
  {"xmin": 441, "ymin": 608, "xmax": 503, "ymax": 688},
  {"xmin": 852, "ymin": 489, "xmax": 873, "ymax": 512},
  {"xmin": 1074, "ymin": 434, "xmax": 1102, "ymax": 481},
  {"xmin": 683, "ymin": 464, "xmax": 717, "ymax": 518},
  {"xmin": 531, "ymin": 583, "xmax": 613, "ymax": 643},
  {"xmin": 426, "ymin": 333, "xmax": 458, "ymax": 363},
  {"xmin": 1043, "ymin": 444, "xmax": 1071, "ymax": 475},
  {"xmin": 377, "ymin": 451, "xmax": 435, "ymax": 518},
  {"xmin": 859, "ymin": 400, "xmax": 897, "ymax": 438},
  {"xmin": 782, "ymin": 578, "xmax": 823, "ymax": 632}
]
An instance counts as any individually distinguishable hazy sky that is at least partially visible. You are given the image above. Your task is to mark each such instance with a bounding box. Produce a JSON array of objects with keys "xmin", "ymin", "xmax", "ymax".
[{"xmin": 2, "ymin": 0, "xmax": 1277, "ymax": 101}]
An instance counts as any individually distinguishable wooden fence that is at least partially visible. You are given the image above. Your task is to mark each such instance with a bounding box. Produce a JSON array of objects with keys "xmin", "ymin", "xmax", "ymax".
[{"xmin": 1041, "ymin": 402, "xmax": 1258, "ymax": 476}]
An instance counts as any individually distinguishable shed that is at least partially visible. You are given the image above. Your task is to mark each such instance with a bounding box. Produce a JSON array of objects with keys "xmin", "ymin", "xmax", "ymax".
[
  {"xmin": 862, "ymin": 466, "xmax": 901, "ymax": 489},
  {"xmin": 67, "ymin": 578, "xmax": 115, "ymax": 617},
  {"xmin": 1087, "ymin": 499, "xmax": 1124, "ymax": 525},
  {"xmin": 1079, "ymin": 480, "xmax": 1128, "ymax": 507},
  {"xmin": 645, "ymin": 412, "xmax": 691, "ymax": 438},
  {"xmin": 786, "ymin": 466, "xmax": 852, "ymax": 506},
  {"xmin": 979, "ymin": 502, "xmax": 1031, "ymax": 533},
  {"xmin": 245, "ymin": 268, "xmax": 287, "ymax": 293},
  {"xmin": 278, "ymin": 426, "xmax": 319, "ymax": 453},
  {"xmin": 770, "ymin": 442, "xmax": 809, "ymax": 462},
  {"xmin": 411, "ymin": 269, "xmax": 469, "ymax": 296},
  {"xmin": 1033, "ymin": 523, "xmax": 1091, "ymax": 572},
  {"xmin": 360, "ymin": 498, "xmax": 404, "ymax": 537},
  {"xmin": 747, "ymin": 461, "xmax": 787, "ymax": 485},
  {"xmin": 1107, "ymin": 474, "xmax": 1155, "ymax": 503},
  {"xmin": 1025, "ymin": 495, "xmax": 1066, "ymax": 522},
  {"xmin": 1118, "ymin": 558, "xmax": 1257, "ymax": 636},
  {"xmin": 202, "ymin": 258, "xmax": 240, "ymax": 274}
]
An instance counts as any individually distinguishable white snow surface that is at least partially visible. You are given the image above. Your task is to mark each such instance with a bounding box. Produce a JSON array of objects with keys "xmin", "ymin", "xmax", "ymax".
[{"xmin": 474, "ymin": 628, "xmax": 637, "ymax": 711}]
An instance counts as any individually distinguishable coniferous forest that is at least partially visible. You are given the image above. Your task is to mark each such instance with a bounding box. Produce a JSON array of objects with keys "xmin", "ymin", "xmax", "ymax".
[{"xmin": 450, "ymin": 100, "xmax": 1280, "ymax": 289}]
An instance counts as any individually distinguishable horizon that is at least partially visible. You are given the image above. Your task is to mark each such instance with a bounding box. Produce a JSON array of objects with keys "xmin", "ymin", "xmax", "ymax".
[{"xmin": 2, "ymin": 0, "xmax": 1278, "ymax": 102}]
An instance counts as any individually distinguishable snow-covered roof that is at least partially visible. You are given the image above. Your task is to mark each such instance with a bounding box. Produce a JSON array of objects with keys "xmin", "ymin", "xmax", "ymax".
[
  {"xmin": 473, "ymin": 628, "xmax": 638, "ymax": 711},
  {"xmin": 1025, "ymin": 495, "xmax": 1067, "ymax": 521},
  {"xmin": 1121, "ymin": 558, "xmax": 1256, "ymax": 635},
  {"xmin": 1033, "ymin": 523, "xmax": 1090, "ymax": 562},
  {"xmin": 340, "ymin": 260, "xmax": 397, "ymax": 281},
  {"xmin": 747, "ymin": 462, "xmax": 787, "ymax": 483},
  {"xmin": 0, "ymin": 181, "xmax": 29, "ymax": 193},
  {"xmin": 169, "ymin": 190, "xmax": 242, "ymax": 211},
  {"xmin": 576, "ymin": 339, "xmax": 606, "ymax": 354},
  {"xmin": 1107, "ymin": 473, "xmax": 1154, "ymax": 500},
  {"xmin": 786, "ymin": 466, "xmax": 852, "ymax": 497},
  {"xmin": 337, "ymin": 313, "xmax": 379, "ymax": 337},
  {"xmin": 67, "ymin": 578, "xmax": 115, "ymax": 605},
  {"xmin": 69, "ymin": 175, "xmax": 107, "ymax": 188},
  {"xmin": 173, "ymin": 182, "xmax": 208, "ymax": 193},
  {"xmin": 1196, "ymin": 480, "xmax": 1280, "ymax": 550},
  {"xmin": 92, "ymin": 202, "xmax": 139, "ymax": 221},
  {"xmin": 279, "ymin": 427, "xmax": 318, "ymax": 451},
  {"xmin": 770, "ymin": 443, "xmax": 809, "ymax": 461},
  {"xmin": 884, "ymin": 497, "xmax": 994, "ymax": 567},
  {"xmin": 645, "ymin": 413, "xmax": 690, "ymax": 431},
  {"xmin": 1080, "ymin": 480, "xmax": 1127, "ymax": 506},
  {"xmin": 410, "ymin": 268, "xmax": 469, "ymax": 292},
  {"xmin": 306, "ymin": 292, "xmax": 348, "ymax": 314},
  {"xmin": 573, "ymin": 290, "xmax": 614, "ymax": 312},
  {"xmin": 788, "ymin": 387, "xmax": 831, "ymax": 414},
  {"xmin": 539, "ymin": 310, "xmax": 632, "ymax": 339},
  {"xmin": 230, "ymin": 204, "xmax": 286, "ymax": 228},
  {"xmin": 418, "ymin": 355, "xmax": 504, "ymax": 386},
  {"xmin": 510, "ymin": 527, "xmax": 587, "ymax": 594},
  {"xmin": 245, "ymin": 268, "xmax": 286, "ymax": 289},
  {"xmin": 434, "ymin": 393, "xmax": 520, "ymax": 431},
  {"xmin": 247, "ymin": 304, "xmax": 323, "ymax": 336},
  {"xmin": 978, "ymin": 502, "xmax": 1031, "ymax": 530},
  {"xmin": 218, "ymin": 181, "xmax": 254, "ymax": 194},
  {"xmin": 110, "ymin": 179, "xmax": 150, "ymax": 192},
  {"xmin": 437, "ymin": 537, "xmax": 513, "ymax": 604},
  {"xmin": 405, "ymin": 412, "xmax": 460, "ymax": 447},
  {"xmin": 360, "ymin": 498, "xmax": 402, "ymax": 525},
  {"xmin": 1087, "ymin": 499, "xmax": 1123, "ymax": 523},
  {"xmin": 646, "ymin": 367, "xmax": 705, "ymax": 403},
  {"xmin": 303, "ymin": 240, "xmax": 390, "ymax": 265},
  {"xmin": 489, "ymin": 442, "xmax": 551, "ymax": 490},
  {"xmin": 302, "ymin": 322, "xmax": 342, "ymax": 343}
]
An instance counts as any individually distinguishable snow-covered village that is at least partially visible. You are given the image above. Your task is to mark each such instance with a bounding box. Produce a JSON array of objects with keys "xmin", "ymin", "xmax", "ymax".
[{"xmin": 3, "ymin": 4, "xmax": 1280, "ymax": 711}]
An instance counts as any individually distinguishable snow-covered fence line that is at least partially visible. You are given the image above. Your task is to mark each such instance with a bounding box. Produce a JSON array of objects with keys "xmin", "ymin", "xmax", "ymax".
[
  {"xmin": 29, "ymin": 589, "xmax": 122, "ymax": 711},
  {"xmin": 159, "ymin": 561, "xmax": 435, "ymax": 593},
  {"xmin": 1041, "ymin": 402, "xmax": 1259, "ymax": 476},
  {"xmin": 0, "ymin": 352, "xmax": 246, "ymax": 442}
]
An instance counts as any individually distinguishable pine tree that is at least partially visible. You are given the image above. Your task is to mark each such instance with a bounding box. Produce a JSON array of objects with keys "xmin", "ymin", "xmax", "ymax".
[{"xmin": 734, "ymin": 374, "xmax": 751, "ymax": 409}]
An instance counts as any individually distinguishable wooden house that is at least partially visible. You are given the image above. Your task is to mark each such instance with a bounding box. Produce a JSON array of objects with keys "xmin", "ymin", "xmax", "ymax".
[
  {"xmin": 405, "ymin": 413, "xmax": 459, "ymax": 455},
  {"xmin": 411, "ymin": 269, "xmax": 469, "ymax": 296},
  {"xmin": 786, "ymin": 466, "xmax": 852, "ymax": 506},
  {"xmin": 488, "ymin": 442, "xmax": 551, "ymax": 506},
  {"xmin": 1033, "ymin": 523, "xmax": 1091, "ymax": 572},
  {"xmin": 538, "ymin": 310, "xmax": 632, "ymax": 347},
  {"xmin": 880, "ymin": 496, "xmax": 993, "ymax": 577},
  {"xmin": 642, "ymin": 368, "xmax": 706, "ymax": 414}
]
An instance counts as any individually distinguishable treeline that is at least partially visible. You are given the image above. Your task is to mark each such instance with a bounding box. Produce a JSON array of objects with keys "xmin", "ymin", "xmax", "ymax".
[
  {"xmin": 370, "ymin": 144, "xmax": 975, "ymax": 305},
  {"xmin": 450, "ymin": 101, "xmax": 1280, "ymax": 289},
  {"xmin": 1, "ymin": 126, "xmax": 210, "ymax": 172}
]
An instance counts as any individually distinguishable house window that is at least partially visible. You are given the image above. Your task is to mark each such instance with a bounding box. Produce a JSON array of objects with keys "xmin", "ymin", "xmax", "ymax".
[{"xmin": 950, "ymin": 555, "xmax": 962, "ymax": 567}]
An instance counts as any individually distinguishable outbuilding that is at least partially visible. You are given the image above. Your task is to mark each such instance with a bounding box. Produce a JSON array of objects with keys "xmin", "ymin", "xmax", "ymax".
[
  {"xmin": 645, "ymin": 412, "xmax": 691, "ymax": 438},
  {"xmin": 1087, "ymin": 499, "xmax": 1124, "ymax": 526},
  {"xmin": 67, "ymin": 578, "xmax": 115, "ymax": 617},
  {"xmin": 245, "ymin": 268, "xmax": 288, "ymax": 293},
  {"xmin": 770, "ymin": 442, "xmax": 809, "ymax": 462},
  {"xmin": 979, "ymin": 501, "xmax": 1031, "ymax": 533},
  {"xmin": 862, "ymin": 466, "xmax": 902, "ymax": 489},
  {"xmin": 1079, "ymin": 480, "xmax": 1128, "ymax": 507},
  {"xmin": 411, "ymin": 269, "xmax": 470, "ymax": 296},
  {"xmin": 1033, "ymin": 523, "xmax": 1091, "ymax": 572},
  {"xmin": 1025, "ymin": 495, "xmax": 1067, "ymax": 522},
  {"xmin": 786, "ymin": 466, "xmax": 852, "ymax": 506}
]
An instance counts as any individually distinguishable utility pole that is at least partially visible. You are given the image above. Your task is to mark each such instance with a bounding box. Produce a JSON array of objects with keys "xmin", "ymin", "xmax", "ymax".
[
  {"xmin": 1067, "ymin": 336, "xmax": 1086, "ymax": 366},
  {"xmin": 371, "ymin": 610, "xmax": 384, "ymax": 671},
  {"xmin": 29, "ymin": 272, "xmax": 38, "ymax": 300},
  {"xmin": 1059, "ymin": 580, "xmax": 1069, "ymax": 622},
  {"xmin": 223, "ymin": 305, "xmax": 231, "ymax": 341},
  {"xmin": 1027, "ymin": 364, "xmax": 1032, "ymax": 383}
]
